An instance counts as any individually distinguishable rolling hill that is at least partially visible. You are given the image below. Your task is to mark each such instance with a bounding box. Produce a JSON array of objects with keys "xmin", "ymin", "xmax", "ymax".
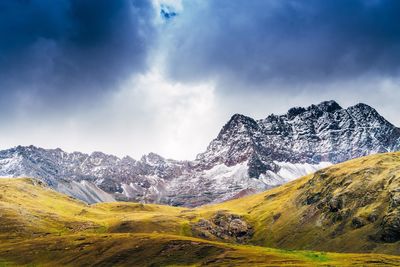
[{"xmin": 0, "ymin": 152, "xmax": 400, "ymax": 265}]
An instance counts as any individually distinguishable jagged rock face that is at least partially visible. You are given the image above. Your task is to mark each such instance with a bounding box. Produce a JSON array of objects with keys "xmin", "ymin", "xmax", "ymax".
[
  {"xmin": 0, "ymin": 146, "xmax": 189, "ymax": 204},
  {"xmin": 0, "ymin": 100, "xmax": 399, "ymax": 206},
  {"xmin": 197, "ymin": 101, "xmax": 400, "ymax": 178}
]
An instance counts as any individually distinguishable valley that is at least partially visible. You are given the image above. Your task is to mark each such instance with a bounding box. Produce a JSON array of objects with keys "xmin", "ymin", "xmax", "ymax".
[
  {"xmin": 1, "ymin": 152, "xmax": 400, "ymax": 266},
  {"xmin": 2, "ymin": 1, "xmax": 400, "ymax": 265}
]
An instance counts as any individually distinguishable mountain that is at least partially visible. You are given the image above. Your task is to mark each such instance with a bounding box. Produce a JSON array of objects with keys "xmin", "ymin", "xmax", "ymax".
[
  {"xmin": 198, "ymin": 152, "xmax": 400, "ymax": 255},
  {"xmin": 198, "ymin": 100, "xmax": 400, "ymax": 172},
  {"xmin": 0, "ymin": 146, "xmax": 188, "ymax": 204},
  {"xmin": 0, "ymin": 100, "xmax": 399, "ymax": 206},
  {"xmin": 169, "ymin": 100, "xmax": 400, "ymax": 205},
  {"xmin": 0, "ymin": 152, "xmax": 400, "ymax": 266}
]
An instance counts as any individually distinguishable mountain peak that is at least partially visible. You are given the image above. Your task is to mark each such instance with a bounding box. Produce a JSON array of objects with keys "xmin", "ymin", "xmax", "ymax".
[
  {"xmin": 1, "ymin": 101, "xmax": 399, "ymax": 207},
  {"xmin": 141, "ymin": 152, "xmax": 165, "ymax": 165},
  {"xmin": 225, "ymin": 113, "xmax": 258, "ymax": 129},
  {"xmin": 315, "ymin": 100, "xmax": 342, "ymax": 112},
  {"xmin": 228, "ymin": 113, "xmax": 255, "ymax": 124},
  {"xmin": 90, "ymin": 151, "xmax": 111, "ymax": 158},
  {"xmin": 350, "ymin": 102, "xmax": 375, "ymax": 111},
  {"xmin": 12, "ymin": 145, "xmax": 43, "ymax": 155},
  {"xmin": 15, "ymin": 145, "xmax": 38, "ymax": 150},
  {"xmin": 286, "ymin": 100, "xmax": 342, "ymax": 120},
  {"xmin": 216, "ymin": 113, "xmax": 259, "ymax": 139},
  {"xmin": 346, "ymin": 102, "xmax": 382, "ymax": 118},
  {"xmin": 286, "ymin": 106, "xmax": 307, "ymax": 120}
]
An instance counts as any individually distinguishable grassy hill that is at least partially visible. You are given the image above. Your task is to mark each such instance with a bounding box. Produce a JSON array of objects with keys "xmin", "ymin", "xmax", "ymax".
[
  {"xmin": 3, "ymin": 232, "xmax": 400, "ymax": 266},
  {"xmin": 199, "ymin": 152, "xmax": 400, "ymax": 255},
  {"xmin": 1, "ymin": 152, "xmax": 400, "ymax": 266}
]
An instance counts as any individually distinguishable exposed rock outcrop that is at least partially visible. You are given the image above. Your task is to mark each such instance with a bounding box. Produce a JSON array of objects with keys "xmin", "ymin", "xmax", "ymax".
[{"xmin": 191, "ymin": 211, "xmax": 253, "ymax": 243}]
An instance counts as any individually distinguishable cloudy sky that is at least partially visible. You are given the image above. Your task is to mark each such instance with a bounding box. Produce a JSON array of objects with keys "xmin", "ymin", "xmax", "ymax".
[{"xmin": 1, "ymin": 0, "xmax": 400, "ymax": 160}]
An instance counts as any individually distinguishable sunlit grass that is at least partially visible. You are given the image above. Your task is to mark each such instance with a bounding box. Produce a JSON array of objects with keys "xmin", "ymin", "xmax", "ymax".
[{"xmin": 0, "ymin": 152, "xmax": 400, "ymax": 265}]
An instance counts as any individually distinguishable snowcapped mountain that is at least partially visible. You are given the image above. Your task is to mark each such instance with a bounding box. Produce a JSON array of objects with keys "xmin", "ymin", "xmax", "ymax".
[
  {"xmin": 0, "ymin": 100, "xmax": 399, "ymax": 206},
  {"xmin": 0, "ymin": 146, "xmax": 189, "ymax": 204},
  {"xmin": 198, "ymin": 100, "xmax": 400, "ymax": 177}
]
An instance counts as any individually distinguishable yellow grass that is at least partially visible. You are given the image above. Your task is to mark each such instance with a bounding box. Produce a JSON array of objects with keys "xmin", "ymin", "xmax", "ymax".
[{"xmin": 0, "ymin": 152, "xmax": 400, "ymax": 265}]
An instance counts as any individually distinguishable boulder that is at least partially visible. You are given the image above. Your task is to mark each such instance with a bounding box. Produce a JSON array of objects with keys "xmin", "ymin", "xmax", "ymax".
[{"xmin": 192, "ymin": 211, "xmax": 253, "ymax": 243}]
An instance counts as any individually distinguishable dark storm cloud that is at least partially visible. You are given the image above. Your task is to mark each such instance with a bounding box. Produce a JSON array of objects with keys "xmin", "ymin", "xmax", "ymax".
[
  {"xmin": 0, "ymin": 0, "xmax": 155, "ymax": 109},
  {"xmin": 164, "ymin": 0, "xmax": 400, "ymax": 87}
]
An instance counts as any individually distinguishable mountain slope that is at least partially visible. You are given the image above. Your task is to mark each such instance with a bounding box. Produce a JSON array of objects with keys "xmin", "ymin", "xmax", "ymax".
[
  {"xmin": 198, "ymin": 101, "xmax": 400, "ymax": 173},
  {"xmin": 167, "ymin": 101, "xmax": 400, "ymax": 206},
  {"xmin": 1, "ymin": 168, "xmax": 400, "ymax": 266},
  {"xmin": 195, "ymin": 152, "xmax": 400, "ymax": 255},
  {"xmin": 3, "ymin": 233, "xmax": 400, "ymax": 266},
  {"xmin": 3, "ymin": 152, "xmax": 399, "ymax": 256},
  {"xmin": 0, "ymin": 146, "xmax": 189, "ymax": 204},
  {"xmin": 0, "ymin": 100, "xmax": 399, "ymax": 206}
]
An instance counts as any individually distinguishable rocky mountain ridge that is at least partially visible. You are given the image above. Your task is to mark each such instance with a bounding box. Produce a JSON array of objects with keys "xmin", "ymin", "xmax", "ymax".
[
  {"xmin": 0, "ymin": 100, "xmax": 399, "ymax": 206},
  {"xmin": 198, "ymin": 101, "xmax": 400, "ymax": 176}
]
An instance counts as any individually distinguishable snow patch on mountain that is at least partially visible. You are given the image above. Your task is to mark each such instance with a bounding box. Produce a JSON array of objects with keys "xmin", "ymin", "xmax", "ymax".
[
  {"xmin": 0, "ymin": 100, "xmax": 399, "ymax": 206},
  {"xmin": 260, "ymin": 161, "xmax": 332, "ymax": 186},
  {"xmin": 164, "ymin": 161, "xmax": 267, "ymax": 206},
  {"xmin": 119, "ymin": 175, "xmax": 167, "ymax": 203}
]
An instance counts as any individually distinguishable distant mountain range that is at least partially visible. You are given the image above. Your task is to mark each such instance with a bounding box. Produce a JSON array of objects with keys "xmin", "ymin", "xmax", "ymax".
[{"xmin": 1, "ymin": 100, "xmax": 399, "ymax": 206}]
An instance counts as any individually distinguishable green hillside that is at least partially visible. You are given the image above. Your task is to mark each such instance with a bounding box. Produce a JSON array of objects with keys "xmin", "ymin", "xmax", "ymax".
[{"xmin": 1, "ymin": 152, "xmax": 400, "ymax": 266}]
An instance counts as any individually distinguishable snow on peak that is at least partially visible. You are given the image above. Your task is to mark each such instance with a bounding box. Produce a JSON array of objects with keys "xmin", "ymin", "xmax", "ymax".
[{"xmin": 0, "ymin": 101, "xmax": 399, "ymax": 207}]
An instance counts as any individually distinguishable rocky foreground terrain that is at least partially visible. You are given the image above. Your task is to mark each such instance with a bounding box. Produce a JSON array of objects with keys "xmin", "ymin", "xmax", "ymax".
[{"xmin": 0, "ymin": 100, "xmax": 399, "ymax": 206}]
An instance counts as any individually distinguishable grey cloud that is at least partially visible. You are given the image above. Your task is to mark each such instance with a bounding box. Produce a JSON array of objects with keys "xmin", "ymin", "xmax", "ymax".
[
  {"xmin": 163, "ymin": 0, "xmax": 400, "ymax": 88},
  {"xmin": 0, "ymin": 0, "xmax": 156, "ymax": 112}
]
